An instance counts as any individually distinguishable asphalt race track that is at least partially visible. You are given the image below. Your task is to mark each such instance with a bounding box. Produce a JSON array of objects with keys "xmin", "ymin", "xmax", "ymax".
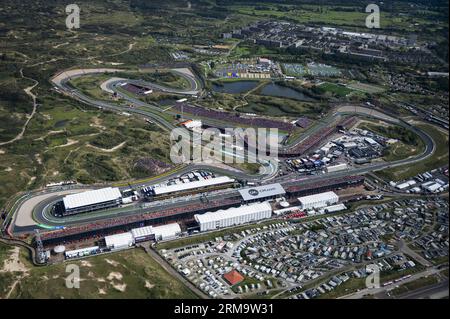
[{"xmin": 6, "ymin": 67, "xmax": 437, "ymax": 234}]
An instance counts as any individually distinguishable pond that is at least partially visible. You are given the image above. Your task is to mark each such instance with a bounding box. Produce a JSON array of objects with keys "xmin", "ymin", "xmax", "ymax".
[
  {"xmin": 211, "ymin": 81, "xmax": 259, "ymax": 94},
  {"xmin": 259, "ymin": 83, "xmax": 316, "ymax": 102},
  {"xmin": 54, "ymin": 119, "xmax": 69, "ymax": 128}
]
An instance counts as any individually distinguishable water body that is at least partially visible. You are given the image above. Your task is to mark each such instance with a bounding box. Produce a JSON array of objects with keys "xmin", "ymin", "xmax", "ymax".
[
  {"xmin": 211, "ymin": 81, "xmax": 259, "ymax": 94},
  {"xmin": 54, "ymin": 120, "xmax": 69, "ymax": 128},
  {"xmin": 259, "ymin": 83, "xmax": 316, "ymax": 102}
]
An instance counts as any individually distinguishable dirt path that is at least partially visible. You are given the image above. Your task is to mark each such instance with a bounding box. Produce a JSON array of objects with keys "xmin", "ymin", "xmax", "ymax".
[
  {"xmin": 0, "ymin": 69, "xmax": 38, "ymax": 146},
  {"xmin": 87, "ymin": 141, "xmax": 126, "ymax": 153},
  {"xmin": 53, "ymin": 42, "xmax": 69, "ymax": 49},
  {"xmin": 233, "ymin": 80, "xmax": 268, "ymax": 110}
]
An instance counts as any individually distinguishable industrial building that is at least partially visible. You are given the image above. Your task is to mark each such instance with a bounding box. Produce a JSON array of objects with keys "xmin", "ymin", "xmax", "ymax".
[
  {"xmin": 195, "ymin": 202, "xmax": 272, "ymax": 232},
  {"xmin": 62, "ymin": 187, "xmax": 123, "ymax": 216},
  {"xmin": 298, "ymin": 191, "xmax": 339, "ymax": 210},
  {"xmin": 239, "ymin": 183, "xmax": 286, "ymax": 202}
]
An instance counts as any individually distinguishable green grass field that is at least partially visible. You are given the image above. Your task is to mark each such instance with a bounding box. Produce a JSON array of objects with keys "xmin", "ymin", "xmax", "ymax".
[
  {"xmin": 0, "ymin": 243, "xmax": 20, "ymax": 298},
  {"xmin": 390, "ymin": 275, "xmax": 440, "ymax": 296},
  {"xmin": 0, "ymin": 242, "xmax": 11, "ymax": 264},
  {"xmin": 69, "ymin": 75, "xmax": 115, "ymax": 101},
  {"xmin": 376, "ymin": 124, "xmax": 449, "ymax": 181},
  {"xmin": 232, "ymin": 3, "xmax": 447, "ymax": 35},
  {"xmin": 8, "ymin": 248, "xmax": 197, "ymax": 299},
  {"xmin": 358, "ymin": 122, "xmax": 426, "ymax": 162},
  {"xmin": 316, "ymin": 82, "xmax": 354, "ymax": 97},
  {"xmin": 348, "ymin": 82, "xmax": 385, "ymax": 94},
  {"xmin": 0, "ymin": 95, "xmax": 173, "ymax": 207}
]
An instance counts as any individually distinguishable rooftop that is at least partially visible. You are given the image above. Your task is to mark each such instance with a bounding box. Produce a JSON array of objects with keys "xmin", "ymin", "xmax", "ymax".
[
  {"xmin": 239, "ymin": 183, "xmax": 286, "ymax": 201},
  {"xmin": 223, "ymin": 270, "xmax": 245, "ymax": 286},
  {"xmin": 63, "ymin": 187, "xmax": 122, "ymax": 210}
]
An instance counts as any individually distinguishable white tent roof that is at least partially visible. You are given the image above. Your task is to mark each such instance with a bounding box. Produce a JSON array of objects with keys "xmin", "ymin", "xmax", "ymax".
[
  {"xmin": 63, "ymin": 187, "xmax": 122, "ymax": 210},
  {"xmin": 298, "ymin": 191, "xmax": 339, "ymax": 205},
  {"xmin": 105, "ymin": 232, "xmax": 133, "ymax": 248},
  {"xmin": 195, "ymin": 202, "xmax": 272, "ymax": 224},
  {"xmin": 320, "ymin": 203, "xmax": 347, "ymax": 213},
  {"xmin": 130, "ymin": 223, "xmax": 181, "ymax": 240},
  {"xmin": 152, "ymin": 223, "xmax": 181, "ymax": 238},
  {"xmin": 131, "ymin": 226, "xmax": 154, "ymax": 239}
]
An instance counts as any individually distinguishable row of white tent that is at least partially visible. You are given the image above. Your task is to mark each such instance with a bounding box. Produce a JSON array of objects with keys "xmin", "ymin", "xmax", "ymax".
[{"xmin": 105, "ymin": 223, "xmax": 182, "ymax": 250}]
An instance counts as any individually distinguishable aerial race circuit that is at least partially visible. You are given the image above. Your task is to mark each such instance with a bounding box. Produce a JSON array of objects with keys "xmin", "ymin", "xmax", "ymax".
[{"xmin": 3, "ymin": 65, "xmax": 436, "ymax": 242}]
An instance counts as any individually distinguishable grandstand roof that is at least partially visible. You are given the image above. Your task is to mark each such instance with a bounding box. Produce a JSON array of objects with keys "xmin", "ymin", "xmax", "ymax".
[
  {"xmin": 63, "ymin": 187, "xmax": 122, "ymax": 210},
  {"xmin": 153, "ymin": 176, "xmax": 235, "ymax": 195}
]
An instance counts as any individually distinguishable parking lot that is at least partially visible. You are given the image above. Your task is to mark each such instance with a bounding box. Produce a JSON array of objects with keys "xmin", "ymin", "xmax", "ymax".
[{"xmin": 158, "ymin": 197, "xmax": 448, "ymax": 298}]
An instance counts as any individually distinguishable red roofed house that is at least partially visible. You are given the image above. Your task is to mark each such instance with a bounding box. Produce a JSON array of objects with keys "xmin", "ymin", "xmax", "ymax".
[{"xmin": 223, "ymin": 269, "xmax": 245, "ymax": 286}]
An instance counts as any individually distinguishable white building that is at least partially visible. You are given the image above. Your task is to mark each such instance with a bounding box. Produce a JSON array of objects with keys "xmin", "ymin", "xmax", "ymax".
[
  {"xmin": 326, "ymin": 163, "xmax": 348, "ymax": 173},
  {"xmin": 298, "ymin": 191, "xmax": 339, "ymax": 210},
  {"xmin": 152, "ymin": 223, "xmax": 182, "ymax": 241},
  {"xmin": 63, "ymin": 187, "xmax": 122, "ymax": 215},
  {"xmin": 421, "ymin": 181, "xmax": 442, "ymax": 193},
  {"xmin": 131, "ymin": 226, "xmax": 154, "ymax": 243},
  {"xmin": 364, "ymin": 137, "xmax": 379, "ymax": 147},
  {"xmin": 195, "ymin": 202, "xmax": 272, "ymax": 232},
  {"xmin": 181, "ymin": 119, "xmax": 202, "ymax": 130},
  {"xmin": 105, "ymin": 232, "xmax": 134, "ymax": 250},
  {"xmin": 396, "ymin": 180, "xmax": 416, "ymax": 190},
  {"xmin": 319, "ymin": 203, "xmax": 347, "ymax": 214},
  {"xmin": 342, "ymin": 142, "xmax": 358, "ymax": 149},
  {"xmin": 130, "ymin": 223, "xmax": 182, "ymax": 243}
]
